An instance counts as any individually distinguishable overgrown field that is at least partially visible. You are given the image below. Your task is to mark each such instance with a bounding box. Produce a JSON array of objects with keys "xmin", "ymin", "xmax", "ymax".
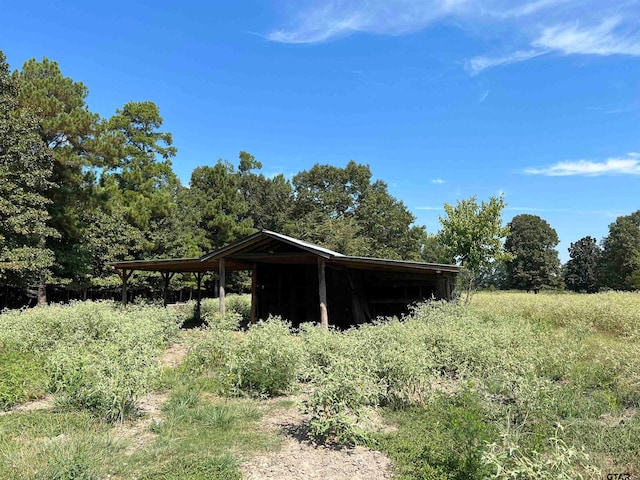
[{"xmin": 0, "ymin": 292, "xmax": 638, "ymax": 478}]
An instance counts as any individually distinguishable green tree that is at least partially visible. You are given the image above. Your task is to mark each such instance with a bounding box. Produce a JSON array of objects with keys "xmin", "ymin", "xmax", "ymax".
[
  {"xmin": 101, "ymin": 101, "xmax": 178, "ymax": 233},
  {"xmin": 14, "ymin": 57, "xmax": 101, "ymax": 295},
  {"xmin": 564, "ymin": 236, "xmax": 601, "ymax": 293},
  {"xmin": 600, "ymin": 210, "xmax": 640, "ymax": 290},
  {"xmin": 421, "ymin": 233, "xmax": 454, "ymax": 264},
  {"xmin": 437, "ymin": 195, "xmax": 510, "ymax": 304},
  {"xmin": 87, "ymin": 101, "xmax": 181, "ymax": 294},
  {"xmin": 189, "ymin": 160, "xmax": 254, "ymax": 251},
  {"xmin": 237, "ymin": 151, "xmax": 294, "ymax": 233},
  {"xmin": 290, "ymin": 161, "xmax": 426, "ymax": 259},
  {"xmin": 505, "ymin": 214, "xmax": 561, "ymax": 292},
  {"xmin": 0, "ymin": 52, "xmax": 57, "ymax": 303}
]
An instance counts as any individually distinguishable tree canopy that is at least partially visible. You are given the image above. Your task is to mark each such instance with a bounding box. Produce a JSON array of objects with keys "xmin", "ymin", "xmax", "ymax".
[
  {"xmin": 437, "ymin": 194, "xmax": 510, "ymax": 303},
  {"xmin": 3, "ymin": 48, "xmax": 638, "ymax": 305},
  {"xmin": 505, "ymin": 214, "xmax": 561, "ymax": 292},
  {"xmin": 564, "ymin": 236, "xmax": 601, "ymax": 293},
  {"xmin": 600, "ymin": 210, "xmax": 640, "ymax": 291},
  {"xmin": 0, "ymin": 52, "xmax": 57, "ymax": 302}
]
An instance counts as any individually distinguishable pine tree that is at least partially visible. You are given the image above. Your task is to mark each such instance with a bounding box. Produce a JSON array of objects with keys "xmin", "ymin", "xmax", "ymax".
[{"xmin": 0, "ymin": 51, "xmax": 57, "ymax": 303}]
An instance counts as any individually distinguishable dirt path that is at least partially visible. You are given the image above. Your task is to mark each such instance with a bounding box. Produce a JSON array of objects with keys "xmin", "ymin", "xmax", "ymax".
[
  {"xmin": 110, "ymin": 341, "xmax": 190, "ymax": 455},
  {"xmin": 0, "ymin": 395, "xmax": 55, "ymax": 415},
  {"xmin": 241, "ymin": 397, "xmax": 392, "ymax": 480}
]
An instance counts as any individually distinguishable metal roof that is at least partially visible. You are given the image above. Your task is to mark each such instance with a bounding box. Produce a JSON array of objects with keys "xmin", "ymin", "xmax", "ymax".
[{"xmin": 200, "ymin": 229, "xmax": 344, "ymax": 261}]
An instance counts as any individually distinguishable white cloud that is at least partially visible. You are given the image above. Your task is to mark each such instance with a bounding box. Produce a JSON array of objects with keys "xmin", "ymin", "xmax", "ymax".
[
  {"xmin": 431, "ymin": 178, "xmax": 446, "ymax": 184},
  {"xmin": 524, "ymin": 153, "xmax": 640, "ymax": 176},
  {"xmin": 467, "ymin": 50, "xmax": 547, "ymax": 75},
  {"xmin": 534, "ymin": 17, "xmax": 640, "ymax": 56},
  {"xmin": 266, "ymin": 1, "xmax": 466, "ymax": 44},
  {"xmin": 478, "ymin": 89, "xmax": 490, "ymax": 102},
  {"xmin": 266, "ymin": 1, "xmax": 640, "ymax": 74},
  {"xmin": 504, "ymin": 0, "xmax": 572, "ymax": 18}
]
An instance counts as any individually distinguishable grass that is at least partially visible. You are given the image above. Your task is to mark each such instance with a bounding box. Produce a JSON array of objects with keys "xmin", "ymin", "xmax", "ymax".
[{"xmin": 1, "ymin": 291, "xmax": 638, "ymax": 478}]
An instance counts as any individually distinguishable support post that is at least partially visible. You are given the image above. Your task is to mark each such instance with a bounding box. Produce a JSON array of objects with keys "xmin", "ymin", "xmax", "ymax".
[
  {"xmin": 195, "ymin": 272, "xmax": 203, "ymax": 319},
  {"xmin": 219, "ymin": 258, "xmax": 225, "ymax": 316},
  {"xmin": 251, "ymin": 263, "xmax": 258, "ymax": 324},
  {"xmin": 318, "ymin": 257, "xmax": 328, "ymax": 329},
  {"xmin": 118, "ymin": 269, "xmax": 132, "ymax": 306},
  {"xmin": 162, "ymin": 272, "xmax": 174, "ymax": 307}
]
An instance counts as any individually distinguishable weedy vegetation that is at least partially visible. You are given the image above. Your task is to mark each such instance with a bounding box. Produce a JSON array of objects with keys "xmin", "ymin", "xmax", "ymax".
[{"xmin": 0, "ymin": 291, "xmax": 638, "ymax": 478}]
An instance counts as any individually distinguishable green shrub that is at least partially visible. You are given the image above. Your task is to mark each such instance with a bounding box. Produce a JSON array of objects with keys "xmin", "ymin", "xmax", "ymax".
[
  {"xmin": 199, "ymin": 294, "xmax": 251, "ymax": 327},
  {"xmin": 227, "ymin": 317, "xmax": 302, "ymax": 396},
  {"xmin": 376, "ymin": 389, "xmax": 498, "ymax": 480},
  {"xmin": 183, "ymin": 317, "xmax": 303, "ymax": 397},
  {"xmin": 202, "ymin": 310, "xmax": 241, "ymax": 331},
  {"xmin": 47, "ymin": 341, "xmax": 161, "ymax": 422},
  {"xmin": 0, "ymin": 301, "xmax": 181, "ymax": 422},
  {"xmin": 225, "ymin": 295, "xmax": 252, "ymax": 323},
  {"xmin": 0, "ymin": 348, "xmax": 47, "ymax": 410},
  {"xmin": 483, "ymin": 426, "xmax": 602, "ymax": 479},
  {"xmin": 0, "ymin": 301, "xmax": 181, "ymax": 354}
]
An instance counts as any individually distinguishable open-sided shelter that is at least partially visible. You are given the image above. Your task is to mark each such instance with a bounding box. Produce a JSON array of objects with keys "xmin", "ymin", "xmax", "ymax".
[{"xmin": 110, "ymin": 230, "xmax": 460, "ymax": 328}]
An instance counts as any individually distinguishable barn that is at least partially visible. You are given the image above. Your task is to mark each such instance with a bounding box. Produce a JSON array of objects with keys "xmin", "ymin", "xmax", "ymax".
[{"xmin": 111, "ymin": 230, "xmax": 459, "ymax": 328}]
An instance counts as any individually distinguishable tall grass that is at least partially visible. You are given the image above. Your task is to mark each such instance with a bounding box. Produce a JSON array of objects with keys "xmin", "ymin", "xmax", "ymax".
[
  {"xmin": 2, "ymin": 292, "xmax": 638, "ymax": 477},
  {"xmin": 470, "ymin": 290, "xmax": 640, "ymax": 339},
  {"xmin": 0, "ymin": 301, "xmax": 181, "ymax": 420}
]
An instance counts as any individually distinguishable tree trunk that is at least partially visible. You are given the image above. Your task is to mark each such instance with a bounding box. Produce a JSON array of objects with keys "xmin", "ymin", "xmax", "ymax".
[{"xmin": 37, "ymin": 284, "xmax": 47, "ymax": 306}]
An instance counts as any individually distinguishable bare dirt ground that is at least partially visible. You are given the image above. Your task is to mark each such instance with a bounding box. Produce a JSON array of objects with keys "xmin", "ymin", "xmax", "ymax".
[
  {"xmin": 110, "ymin": 341, "xmax": 189, "ymax": 455},
  {"xmin": 0, "ymin": 394, "xmax": 55, "ymax": 415},
  {"xmin": 160, "ymin": 342, "xmax": 190, "ymax": 369},
  {"xmin": 241, "ymin": 396, "xmax": 392, "ymax": 480},
  {"xmin": 110, "ymin": 391, "xmax": 168, "ymax": 455}
]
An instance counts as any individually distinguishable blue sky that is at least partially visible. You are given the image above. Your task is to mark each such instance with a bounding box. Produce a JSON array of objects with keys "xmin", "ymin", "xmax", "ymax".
[{"xmin": 3, "ymin": 0, "xmax": 640, "ymax": 261}]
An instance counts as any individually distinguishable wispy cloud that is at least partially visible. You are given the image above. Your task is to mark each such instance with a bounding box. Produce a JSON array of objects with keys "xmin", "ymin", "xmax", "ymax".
[
  {"xmin": 524, "ymin": 153, "xmax": 640, "ymax": 176},
  {"xmin": 431, "ymin": 178, "xmax": 446, "ymax": 184},
  {"xmin": 478, "ymin": 89, "xmax": 490, "ymax": 102},
  {"xmin": 266, "ymin": 1, "xmax": 640, "ymax": 74},
  {"xmin": 266, "ymin": 1, "xmax": 464, "ymax": 44},
  {"xmin": 534, "ymin": 17, "xmax": 640, "ymax": 56},
  {"xmin": 467, "ymin": 50, "xmax": 548, "ymax": 75}
]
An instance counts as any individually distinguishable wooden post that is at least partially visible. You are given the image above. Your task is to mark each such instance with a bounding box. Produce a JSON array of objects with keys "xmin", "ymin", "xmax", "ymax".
[
  {"xmin": 251, "ymin": 263, "xmax": 258, "ymax": 324},
  {"xmin": 118, "ymin": 269, "xmax": 132, "ymax": 306},
  {"xmin": 219, "ymin": 258, "xmax": 225, "ymax": 316},
  {"xmin": 195, "ymin": 272, "xmax": 203, "ymax": 319},
  {"xmin": 162, "ymin": 272, "xmax": 174, "ymax": 307},
  {"xmin": 318, "ymin": 257, "xmax": 328, "ymax": 329}
]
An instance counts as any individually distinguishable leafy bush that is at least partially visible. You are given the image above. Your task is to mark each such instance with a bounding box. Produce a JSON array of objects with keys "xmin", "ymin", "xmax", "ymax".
[
  {"xmin": 0, "ymin": 348, "xmax": 47, "ymax": 410},
  {"xmin": 375, "ymin": 389, "xmax": 498, "ymax": 480},
  {"xmin": 183, "ymin": 317, "xmax": 303, "ymax": 397},
  {"xmin": 199, "ymin": 294, "xmax": 251, "ymax": 328},
  {"xmin": 47, "ymin": 341, "xmax": 161, "ymax": 422},
  {"xmin": 0, "ymin": 301, "xmax": 181, "ymax": 420},
  {"xmin": 483, "ymin": 426, "xmax": 602, "ymax": 479},
  {"xmin": 227, "ymin": 317, "xmax": 302, "ymax": 396},
  {"xmin": 0, "ymin": 301, "xmax": 181, "ymax": 354}
]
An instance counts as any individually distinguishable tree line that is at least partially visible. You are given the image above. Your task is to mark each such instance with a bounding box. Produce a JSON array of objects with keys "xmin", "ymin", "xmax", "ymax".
[
  {"xmin": 1, "ymin": 51, "xmax": 638, "ymax": 307},
  {"xmin": 458, "ymin": 207, "xmax": 640, "ymax": 295},
  {"xmin": 0, "ymin": 52, "xmax": 434, "ymax": 306}
]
